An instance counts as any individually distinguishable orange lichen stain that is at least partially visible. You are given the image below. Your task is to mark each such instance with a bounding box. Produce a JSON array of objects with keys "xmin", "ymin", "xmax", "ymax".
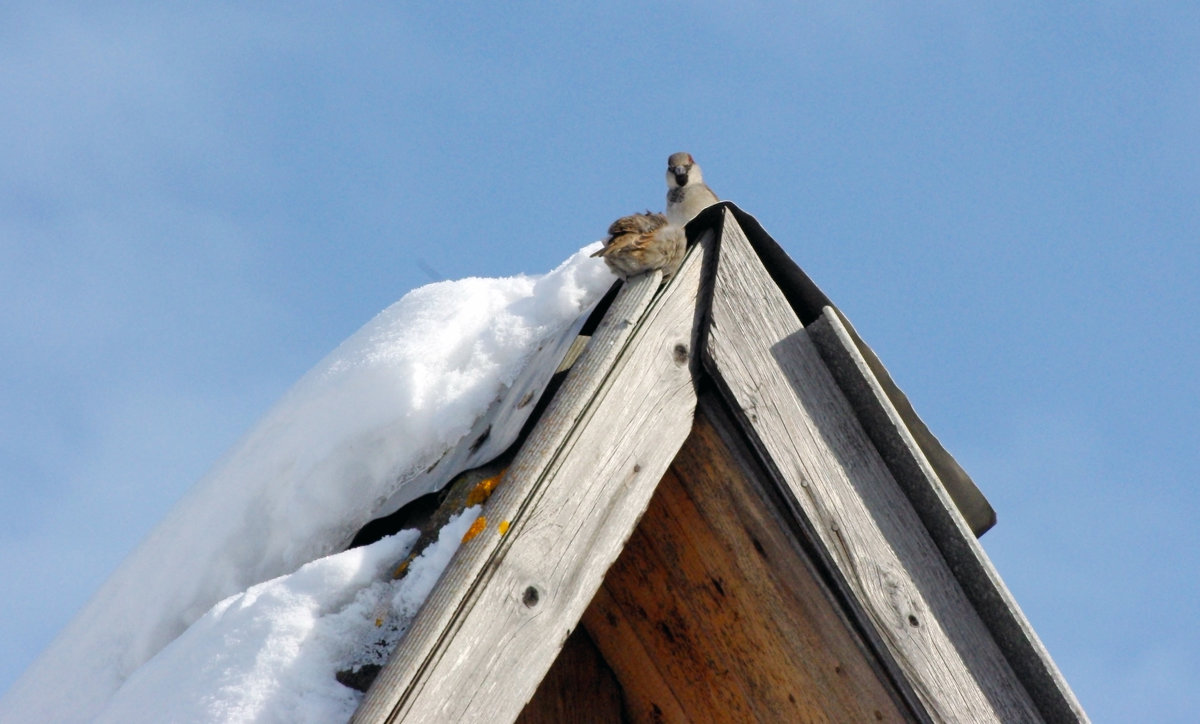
[
  {"xmin": 375, "ymin": 616, "xmax": 384, "ymax": 627},
  {"xmin": 461, "ymin": 516, "xmax": 487, "ymax": 543},
  {"xmin": 392, "ymin": 559, "xmax": 410, "ymax": 580},
  {"xmin": 466, "ymin": 468, "xmax": 507, "ymax": 507},
  {"xmin": 498, "ymin": 520, "xmax": 511, "ymax": 536}
]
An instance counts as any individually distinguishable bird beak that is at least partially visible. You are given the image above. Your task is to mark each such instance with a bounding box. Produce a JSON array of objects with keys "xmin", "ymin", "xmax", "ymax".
[{"xmin": 671, "ymin": 165, "xmax": 688, "ymax": 176}]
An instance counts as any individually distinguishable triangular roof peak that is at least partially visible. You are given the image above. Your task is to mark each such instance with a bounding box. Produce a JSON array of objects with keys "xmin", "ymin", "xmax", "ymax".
[{"xmin": 351, "ymin": 204, "xmax": 1085, "ymax": 723}]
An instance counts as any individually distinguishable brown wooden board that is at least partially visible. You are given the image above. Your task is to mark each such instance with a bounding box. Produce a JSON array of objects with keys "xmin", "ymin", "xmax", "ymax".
[
  {"xmin": 582, "ymin": 403, "xmax": 913, "ymax": 723},
  {"xmin": 517, "ymin": 628, "xmax": 626, "ymax": 723}
]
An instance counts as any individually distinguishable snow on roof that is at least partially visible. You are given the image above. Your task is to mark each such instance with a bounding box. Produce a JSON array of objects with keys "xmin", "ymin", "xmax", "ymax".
[{"xmin": 0, "ymin": 244, "xmax": 613, "ymax": 723}]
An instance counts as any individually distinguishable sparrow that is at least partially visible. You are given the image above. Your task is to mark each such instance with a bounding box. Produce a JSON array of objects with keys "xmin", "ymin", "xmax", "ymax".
[
  {"xmin": 591, "ymin": 211, "xmax": 687, "ymax": 280},
  {"xmin": 665, "ymin": 152, "xmax": 719, "ymax": 226}
]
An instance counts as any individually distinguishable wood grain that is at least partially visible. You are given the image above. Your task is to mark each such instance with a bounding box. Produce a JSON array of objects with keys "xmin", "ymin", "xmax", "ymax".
[
  {"xmin": 807, "ymin": 308, "xmax": 1086, "ymax": 723},
  {"xmin": 583, "ymin": 403, "xmax": 912, "ymax": 723},
  {"xmin": 352, "ymin": 239, "xmax": 709, "ymax": 723},
  {"xmin": 703, "ymin": 209, "xmax": 1044, "ymax": 723}
]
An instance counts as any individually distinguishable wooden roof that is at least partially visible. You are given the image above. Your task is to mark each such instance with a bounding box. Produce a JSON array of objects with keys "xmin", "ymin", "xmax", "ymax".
[{"xmin": 350, "ymin": 204, "xmax": 1086, "ymax": 723}]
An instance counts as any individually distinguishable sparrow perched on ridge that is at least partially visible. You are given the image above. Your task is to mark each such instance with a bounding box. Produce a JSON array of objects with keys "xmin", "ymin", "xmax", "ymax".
[
  {"xmin": 591, "ymin": 211, "xmax": 687, "ymax": 280},
  {"xmin": 665, "ymin": 152, "xmax": 719, "ymax": 226}
]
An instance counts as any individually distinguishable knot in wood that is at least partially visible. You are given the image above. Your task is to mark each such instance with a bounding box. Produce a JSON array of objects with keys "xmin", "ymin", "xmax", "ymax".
[
  {"xmin": 672, "ymin": 343, "xmax": 689, "ymax": 366},
  {"xmin": 522, "ymin": 585, "xmax": 541, "ymax": 608}
]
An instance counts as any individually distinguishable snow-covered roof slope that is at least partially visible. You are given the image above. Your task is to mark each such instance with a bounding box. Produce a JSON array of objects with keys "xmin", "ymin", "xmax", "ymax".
[{"xmin": 0, "ymin": 244, "xmax": 613, "ymax": 723}]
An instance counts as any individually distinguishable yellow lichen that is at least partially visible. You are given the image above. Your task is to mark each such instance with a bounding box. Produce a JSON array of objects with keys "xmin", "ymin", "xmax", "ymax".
[
  {"xmin": 498, "ymin": 520, "xmax": 511, "ymax": 536},
  {"xmin": 466, "ymin": 468, "xmax": 507, "ymax": 507},
  {"xmin": 461, "ymin": 515, "xmax": 487, "ymax": 543},
  {"xmin": 392, "ymin": 559, "xmax": 410, "ymax": 580}
]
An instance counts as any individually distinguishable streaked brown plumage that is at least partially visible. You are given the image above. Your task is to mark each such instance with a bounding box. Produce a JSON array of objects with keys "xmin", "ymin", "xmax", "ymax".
[{"xmin": 591, "ymin": 211, "xmax": 687, "ymax": 280}]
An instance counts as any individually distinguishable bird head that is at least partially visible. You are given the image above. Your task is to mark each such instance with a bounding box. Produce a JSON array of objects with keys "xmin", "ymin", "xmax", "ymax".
[{"xmin": 666, "ymin": 151, "xmax": 701, "ymax": 189}]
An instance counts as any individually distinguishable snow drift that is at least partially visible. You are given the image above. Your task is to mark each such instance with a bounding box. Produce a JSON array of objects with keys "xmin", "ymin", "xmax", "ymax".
[{"xmin": 1, "ymin": 244, "xmax": 613, "ymax": 722}]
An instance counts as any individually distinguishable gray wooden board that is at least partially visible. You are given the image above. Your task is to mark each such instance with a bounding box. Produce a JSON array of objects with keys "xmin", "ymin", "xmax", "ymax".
[
  {"xmin": 352, "ymin": 239, "xmax": 707, "ymax": 723},
  {"xmin": 695, "ymin": 202, "xmax": 995, "ymax": 536},
  {"xmin": 703, "ymin": 209, "xmax": 1044, "ymax": 723},
  {"xmin": 807, "ymin": 307, "xmax": 1087, "ymax": 723}
]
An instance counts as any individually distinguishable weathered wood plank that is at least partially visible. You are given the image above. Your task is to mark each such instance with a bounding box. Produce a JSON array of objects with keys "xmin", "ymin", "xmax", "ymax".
[
  {"xmin": 353, "ymin": 266, "xmax": 662, "ymax": 723},
  {"xmin": 584, "ymin": 402, "xmax": 913, "ymax": 723},
  {"xmin": 692, "ymin": 202, "xmax": 995, "ymax": 536},
  {"xmin": 703, "ymin": 208, "xmax": 1044, "ymax": 723},
  {"xmin": 807, "ymin": 308, "xmax": 1087, "ymax": 723},
  {"xmin": 352, "ymin": 238, "xmax": 709, "ymax": 723}
]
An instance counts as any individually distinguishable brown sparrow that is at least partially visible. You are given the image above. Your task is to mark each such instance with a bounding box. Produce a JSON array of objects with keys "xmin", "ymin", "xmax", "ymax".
[
  {"xmin": 591, "ymin": 212, "xmax": 687, "ymax": 280},
  {"xmin": 665, "ymin": 152, "xmax": 719, "ymax": 226}
]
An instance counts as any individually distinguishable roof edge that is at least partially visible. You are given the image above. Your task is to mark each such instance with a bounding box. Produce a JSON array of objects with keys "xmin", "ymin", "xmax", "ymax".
[{"xmin": 689, "ymin": 203, "xmax": 996, "ymax": 535}]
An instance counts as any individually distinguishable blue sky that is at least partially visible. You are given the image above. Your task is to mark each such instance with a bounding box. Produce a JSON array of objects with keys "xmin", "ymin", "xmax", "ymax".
[{"xmin": 2, "ymin": 3, "xmax": 1197, "ymax": 719}]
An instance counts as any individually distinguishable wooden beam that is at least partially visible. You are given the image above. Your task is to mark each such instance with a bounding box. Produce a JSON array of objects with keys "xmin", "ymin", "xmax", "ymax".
[
  {"xmin": 352, "ymin": 237, "xmax": 710, "ymax": 723},
  {"xmin": 583, "ymin": 401, "xmax": 914, "ymax": 723},
  {"xmin": 807, "ymin": 308, "xmax": 1086, "ymax": 722},
  {"xmin": 691, "ymin": 202, "xmax": 995, "ymax": 537},
  {"xmin": 703, "ymin": 209, "xmax": 1045, "ymax": 722}
]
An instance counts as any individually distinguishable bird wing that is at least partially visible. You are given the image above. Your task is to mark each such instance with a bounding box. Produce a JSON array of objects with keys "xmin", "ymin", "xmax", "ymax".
[
  {"xmin": 591, "ymin": 212, "xmax": 669, "ymax": 258},
  {"xmin": 606, "ymin": 212, "xmax": 667, "ymax": 237},
  {"xmin": 592, "ymin": 229, "xmax": 657, "ymax": 258}
]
